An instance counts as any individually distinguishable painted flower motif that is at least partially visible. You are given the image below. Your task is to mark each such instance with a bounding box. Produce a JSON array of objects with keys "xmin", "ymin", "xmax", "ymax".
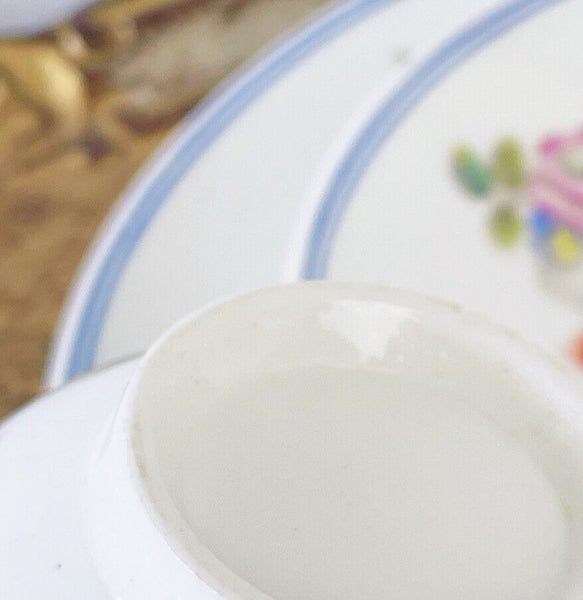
[
  {"xmin": 570, "ymin": 332, "xmax": 583, "ymax": 368},
  {"xmin": 529, "ymin": 129, "xmax": 583, "ymax": 266},
  {"xmin": 451, "ymin": 126, "xmax": 583, "ymax": 368}
]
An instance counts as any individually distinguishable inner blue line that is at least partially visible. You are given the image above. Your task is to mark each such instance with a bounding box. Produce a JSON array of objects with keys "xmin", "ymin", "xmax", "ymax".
[{"xmin": 302, "ymin": 0, "xmax": 560, "ymax": 279}]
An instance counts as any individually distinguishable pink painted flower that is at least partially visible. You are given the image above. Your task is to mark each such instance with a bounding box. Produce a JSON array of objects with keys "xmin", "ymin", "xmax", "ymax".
[{"xmin": 530, "ymin": 128, "xmax": 583, "ymax": 233}]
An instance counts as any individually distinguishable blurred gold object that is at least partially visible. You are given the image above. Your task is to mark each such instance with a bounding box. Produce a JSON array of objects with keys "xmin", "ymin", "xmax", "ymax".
[
  {"xmin": 0, "ymin": 0, "xmax": 324, "ymax": 415},
  {"xmin": 0, "ymin": 40, "xmax": 88, "ymax": 177},
  {"xmin": 56, "ymin": 0, "xmax": 199, "ymax": 70},
  {"xmin": 0, "ymin": 0, "xmax": 326, "ymax": 177}
]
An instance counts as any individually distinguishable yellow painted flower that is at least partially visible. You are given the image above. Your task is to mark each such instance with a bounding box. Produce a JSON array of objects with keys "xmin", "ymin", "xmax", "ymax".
[{"xmin": 551, "ymin": 228, "xmax": 580, "ymax": 266}]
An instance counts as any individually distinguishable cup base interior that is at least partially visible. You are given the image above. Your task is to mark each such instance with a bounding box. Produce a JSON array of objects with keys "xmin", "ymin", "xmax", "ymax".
[{"xmin": 130, "ymin": 284, "xmax": 583, "ymax": 600}]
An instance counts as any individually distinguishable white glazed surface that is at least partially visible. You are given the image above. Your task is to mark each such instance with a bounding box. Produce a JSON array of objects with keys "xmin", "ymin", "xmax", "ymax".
[
  {"xmin": 175, "ymin": 366, "xmax": 567, "ymax": 600},
  {"xmin": 0, "ymin": 360, "xmax": 138, "ymax": 599},
  {"xmin": 89, "ymin": 283, "xmax": 583, "ymax": 600}
]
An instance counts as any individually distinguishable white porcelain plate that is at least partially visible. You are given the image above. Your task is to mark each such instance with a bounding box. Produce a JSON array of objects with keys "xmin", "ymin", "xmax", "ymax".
[{"xmin": 47, "ymin": 0, "xmax": 580, "ymax": 388}]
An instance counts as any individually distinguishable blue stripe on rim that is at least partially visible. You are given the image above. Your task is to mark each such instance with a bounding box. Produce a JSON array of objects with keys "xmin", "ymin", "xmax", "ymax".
[
  {"xmin": 63, "ymin": 0, "xmax": 394, "ymax": 380},
  {"xmin": 302, "ymin": 0, "xmax": 561, "ymax": 279}
]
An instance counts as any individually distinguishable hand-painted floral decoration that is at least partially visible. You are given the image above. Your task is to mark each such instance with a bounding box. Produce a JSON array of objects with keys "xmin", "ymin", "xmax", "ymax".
[
  {"xmin": 453, "ymin": 129, "xmax": 583, "ymax": 260},
  {"xmin": 570, "ymin": 332, "xmax": 583, "ymax": 368},
  {"xmin": 451, "ymin": 127, "xmax": 583, "ymax": 365}
]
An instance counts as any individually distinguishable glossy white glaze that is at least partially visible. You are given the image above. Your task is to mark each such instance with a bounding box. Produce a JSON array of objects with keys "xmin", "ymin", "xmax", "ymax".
[
  {"xmin": 177, "ymin": 366, "xmax": 567, "ymax": 600},
  {"xmin": 0, "ymin": 360, "xmax": 138, "ymax": 599},
  {"xmin": 88, "ymin": 283, "xmax": 583, "ymax": 599}
]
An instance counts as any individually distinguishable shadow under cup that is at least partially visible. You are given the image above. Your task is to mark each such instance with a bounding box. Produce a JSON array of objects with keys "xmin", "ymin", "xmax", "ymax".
[{"xmin": 92, "ymin": 283, "xmax": 583, "ymax": 600}]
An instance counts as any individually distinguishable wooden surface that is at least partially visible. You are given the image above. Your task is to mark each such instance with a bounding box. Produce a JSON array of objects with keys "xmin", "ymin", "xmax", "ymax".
[{"xmin": 0, "ymin": 0, "xmax": 324, "ymax": 419}]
